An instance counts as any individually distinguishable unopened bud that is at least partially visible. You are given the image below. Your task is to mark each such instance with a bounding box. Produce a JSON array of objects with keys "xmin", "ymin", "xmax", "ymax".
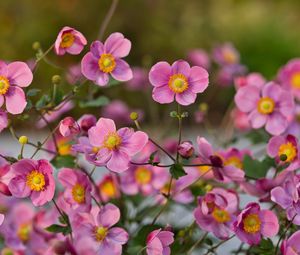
[
  {"xmin": 199, "ymin": 103, "xmax": 208, "ymax": 112},
  {"xmin": 52, "ymin": 75, "xmax": 61, "ymax": 85},
  {"xmin": 130, "ymin": 112, "xmax": 139, "ymax": 121},
  {"xmin": 32, "ymin": 41, "xmax": 41, "ymax": 51},
  {"xmin": 18, "ymin": 136, "xmax": 28, "ymax": 145}
]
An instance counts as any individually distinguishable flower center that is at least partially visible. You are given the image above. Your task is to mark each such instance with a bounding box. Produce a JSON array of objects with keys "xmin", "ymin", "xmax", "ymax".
[
  {"xmin": 94, "ymin": 226, "xmax": 108, "ymax": 242},
  {"xmin": 223, "ymin": 49, "xmax": 237, "ymax": 64},
  {"xmin": 98, "ymin": 53, "xmax": 116, "ymax": 73},
  {"xmin": 0, "ymin": 76, "xmax": 10, "ymax": 95},
  {"xmin": 58, "ymin": 139, "xmax": 72, "ymax": 156},
  {"xmin": 60, "ymin": 32, "xmax": 75, "ymax": 48},
  {"xmin": 278, "ymin": 142, "xmax": 297, "ymax": 162},
  {"xmin": 168, "ymin": 73, "xmax": 189, "ymax": 93},
  {"xmin": 135, "ymin": 167, "xmax": 152, "ymax": 185},
  {"xmin": 257, "ymin": 97, "xmax": 275, "ymax": 115},
  {"xmin": 212, "ymin": 207, "xmax": 231, "ymax": 223},
  {"xmin": 224, "ymin": 156, "xmax": 243, "ymax": 169},
  {"xmin": 103, "ymin": 132, "xmax": 122, "ymax": 150},
  {"xmin": 72, "ymin": 183, "xmax": 85, "ymax": 204},
  {"xmin": 26, "ymin": 170, "xmax": 46, "ymax": 191},
  {"xmin": 198, "ymin": 165, "xmax": 211, "ymax": 174},
  {"xmin": 243, "ymin": 213, "xmax": 261, "ymax": 234},
  {"xmin": 2, "ymin": 248, "xmax": 15, "ymax": 255},
  {"xmin": 17, "ymin": 223, "xmax": 31, "ymax": 242},
  {"xmin": 291, "ymin": 72, "xmax": 300, "ymax": 89},
  {"xmin": 100, "ymin": 179, "xmax": 117, "ymax": 197}
]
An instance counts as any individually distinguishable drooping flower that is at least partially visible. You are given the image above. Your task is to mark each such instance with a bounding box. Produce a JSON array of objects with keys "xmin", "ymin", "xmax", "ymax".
[
  {"xmin": 278, "ymin": 58, "xmax": 300, "ymax": 100},
  {"xmin": 235, "ymin": 82, "xmax": 295, "ymax": 135},
  {"xmin": 267, "ymin": 134, "xmax": 300, "ymax": 171},
  {"xmin": 58, "ymin": 168, "xmax": 92, "ymax": 212},
  {"xmin": 8, "ymin": 159, "xmax": 55, "ymax": 206},
  {"xmin": 0, "ymin": 61, "xmax": 33, "ymax": 114},
  {"xmin": 194, "ymin": 188, "xmax": 238, "ymax": 239},
  {"xmin": 54, "ymin": 26, "xmax": 87, "ymax": 55},
  {"xmin": 233, "ymin": 202, "xmax": 279, "ymax": 245},
  {"xmin": 149, "ymin": 60, "xmax": 209, "ymax": 105},
  {"xmin": 187, "ymin": 49, "xmax": 211, "ymax": 69},
  {"xmin": 213, "ymin": 43, "xmax": 240, "ymax": 66},
  {"xmin": 146, "ymin": 229, "xmax": 174, "ymax": 255},
  {"xmin": 281, "ymin": 230, "xmax": 300, "ymax": 255},
  {"xmin": 197, "ymin": 137, "xmax": 245, "ymax": 182},
  {"xmin": 59, "ymin": 116, "xmax": 81, "ymax": 137},
  {"xmin": 72, "ymin": 203, "xmax": 128, "ymax": 255},
  {"xmin": 88, "ymin": 118, "xmax": 148, "ymax": 172},
  {"xmin": 81, "ymin": 33, "xmax": 133, "ymax": 86},
  {"xmin": 0, "ymin": 109, "xmax": 8, "ymax": 133}
]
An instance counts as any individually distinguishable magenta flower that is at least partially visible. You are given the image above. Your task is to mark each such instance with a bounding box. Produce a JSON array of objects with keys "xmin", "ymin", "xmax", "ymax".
[
  {"xmin": 281, "ymin": 230, "xmax": 300, "ymax": 255},
  {"xmin": 278, "ymin": 58, "xmax": 300, "ymax": 100},
  {"xmin": 233, "ymin": 202, "xmax": 279, "ymax": 245},
  {"xmin": 234, "ymin": 72, "xmax": 266, "ymax": 90},
  {"xmin": 59, "ymin": 116, "xmax": 81, "ymax": 137},
  {"xmin": 81, "ymin": 33, "xmax": 133, "ymax": 86},
  {"xmin": 58, "ymin": 168, "xmax": 92, "ymax": 212},
  {"xmin": 88, "ymin": 118, "xmax": 148, "ymax": 172},
  {"xmin": 178, "ymin": 141, "xmax": 194, "ymax": 159},
  {"xmin": 213, "ymin": 43, "xmax": 240, "ymax": 66},
  {"xmin": 73, "ymin": 203, "xmax": 128, "ymax": 255},
  {"xmin": 0, "ymin": 61, "xmax": 33, "ymax": 114},
  {"xmin": 187, "ymin": 49, "xmax": 211, "ymax": 69},
  {"xmin": 149, "ymin": 60, "xmax": 209, "ymax": 105},
  {"xmin": 146, "ymin": 229, "xmax": 174, "ymax": 255},
  {"xmin": 8, "ymin": 159, "xmax": 55, "ymax": 206},
  {"xmin": 235, "ymin": 82, "xmax": 295, "ymax": 135},
  {"xmin": 54, "ymin": 26, "xmax": 87, "ymax": 55},
  {"xmin": 77, "ymin": 114, "xmax": 97, "ymax": 133},
  {"xmin": 194, "ymin": 188, "xmax": 238, "ymax": 239},
  {"xmin": 0, "ymin": 109, "xmax": 8, "ymax": 133},
  {"xmin": 267, "ymin": 134, "xmax": 300, "ymax": 171},
  {"xmin": 197, "ymin": 137, "xmax": 245, "ymax": 182}
]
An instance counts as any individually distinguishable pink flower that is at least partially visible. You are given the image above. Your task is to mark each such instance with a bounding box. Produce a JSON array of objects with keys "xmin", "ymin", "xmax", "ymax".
[
  {"xmin": 178, "ymin": 141, "xmax": 194, "ymax": 159},
  {"xmin": 231, "ymin": 108, "xmax": 251, "ymax": 131},
  {"xmin": 235, "ymin": 82, "xmax": 295, "ymax": 135},
  {"xmin": 281, "ymin": 230, "xmax": 300, "ymax": 255},
  {"xmin": 58, "ymin": 168, "xmax": 92, "ymax": 212},
  {"xmin": 194, "ymin": 188, "xmax": 238, "ymax": 239},
  {"xmin": 0, "ymin": 61, "xmax": 33, "ymax": 114},
  {"xmin": 187, "ymin": 49, "xmax": 211, "ymax": 69},
  {"xmin": 149, "ymin": 60, "xmax": 209, "ymax": 105},
  {"xmin": 98, "ymin": 174, "xmax": 120, "ymax": 202},
  {"xmin": 88, "ymin": 118, "xmax": 148, "ymax": 172},
  {"xmin": 73, "ymin": 203, "xmax": 128, "ymax": 255},
  {"xmin": 8, "ymin": 159, "xmax": 55, "ymax": 206},
  {"xmin": 216, "ymin": 64, "xmax": 246, "ymax": 87},
  {"xmin": 127, "ymin": 67, "xmax": 148, "ymax": 90},
  {"xmin": 197, "ymin": 137, "xmax": 245, "ymax": 182},
  {"xmin": 59, "ymin": 116, "xmax": 80, "ymax": 137},
  {"xmin": 267, "ymin": 134, "xmax": 300, "ymax": 171},
  {"xmin": 213, "ymin": 43, "xmax": 240, "ymax": 66},
  {"xmin": 0, "ymin": 161, "xmax": 12, "ymax": 196},
  {"xmin": 234, "ymin": 72, "xmax": 266, "ymax": 90},
  {"xmin": 55, "ymin": 26, "xmax": 87, "ymax": 55},
  {"xmin": 278, "ymin": 58, "xmax": 300, "ymax": 100},
  {"xmin": 146, "ymin": 229, "xmax": 174, "ymax": 255},
  {"xmin": 66, "ymin": 64, "xmax": 85, "ymax": 85},
  {"xmin": 233, "ymin": 202, "xmax": 279, "ymax": 245},
  {"xmin": 0, "ymin": 213, "xmax": 4, "ymax": 226},
  {"xmin": 0, "ymin": 109, "xmax": 8, "ymax": 133},
  {"xmin": 77, "ymin": 114, "xmax": 97, "ymax": 133},
  {"xmin": 81, "ymin": 33, "xmax": 133, "ymax": 86},
  {"xmin": 218, "ymin": 147, "xmax": 250, "ymax": 171}
]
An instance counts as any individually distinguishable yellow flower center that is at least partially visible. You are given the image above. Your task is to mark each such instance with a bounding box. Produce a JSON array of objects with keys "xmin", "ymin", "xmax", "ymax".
[
  {"xmin": 291, "ymin": 72, "xmax": 300, "ymax": 89},
  {"xmin": 243, "ymin": 213, "xmax": 261, "ymax": 234},
  {"xmin": 100, "ymin": 179, "xmax": 117, "ymax": 198},
  {"xmin": 60, "ymin": 32, "xmax": 75, "ymax": 48},
  {"xmin": 278, "ymin": 142, "xmax": 297, "ymax": 162},
  {"xmin": 224, "ymin": 156, "xmax": 243, "ymax": 169},
  {"xmin": 17, "ymin": 223, "xmax": 31, "ymax": 242},
  {"xmin": 92, "ymin": 146, "xmax": 100, "ymax": 153},
  {"xmin": 103, "ymin": 132, "xmax": 122, "ymax": 150},
  {"xmin": 198, "ymin": 165, "xmax": 211, "ymax": 174},
  {"xmin": 257, "ymin": 97, "xmax": 275, "ymax": 115},
  {"xmin": 98, "ymin": 53, "xmax": 116, "ymax": 73},
  {"xmin": 223, "ymin": 49, "xmax": 237, "ymax": 64},
  {"xmin": 212, "ymin": 207, "xmax": 231, "ymax": 223},
  {"xmin": 26, "ymin": 170, "xmax": 46, "ymax": 191},
  {"xmin": 168, "ymin": 73, "xmax": 189, "ymax": 93},
  {"xmin": 94, "ymin": 226, "xmax": 108, "ymax": 242},
  {"xmin": 58, "ymin": 139, "xmax": 72, "ymax": 156},
  {"xmin": 0, "ymin": 76, "xmax": 10, "ymax": 95},
  {"xmin": 2, "ymin": 248, "xmax": 15, "ymax": 255},
  {"xmin": 135, "ymin": 167, "xmax": 152, "ymax": 185},
  {"xmin": 72, "ymin": 183, "xmax": 85, "ymax": 204}
]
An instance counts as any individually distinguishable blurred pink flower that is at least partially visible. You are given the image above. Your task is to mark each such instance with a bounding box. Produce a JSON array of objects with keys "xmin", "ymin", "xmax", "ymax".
[
  {"xmin": 178, "ymin": 141, "xmax": 194, "ymax": 159},
  {"xmin": 234, "ymin": 72, "xmax": 266, "ymax": 90},
  {"xmin": 146, "ymin": 229, "xmax": 174, "ymax": 255},
  {"xmin": 127, "ymin": 67, "xmax": 148, "ymax": 90},
  {"xmin": 98, "ymin": 174, "xmax": 120, "ymax": 202},
  {"xmin": 213, "ymin": 43, "xmax": 240, "ymax": 66},
  {"xmin": 77, "ymin": 114, "xmax": 97, "ymax": 133},
  {"xmin": 231, "ymin": 108, "xmax": 251, "ymax": 131},
  {"xmin": 66, "ymin": 64, "xmax": 85, "ymax": 85},
  {"xmin": 281, "ymin": 230, "xmax": 300, "ymax": 255},
  {"xmin": 59, "ymin": 116, "xmax": 80, "ymax": 137},
  {"xmin": 187, "ymin": 49, "xmax": 211, "ymax": 69},
  {"xmin": 0, "ymin": 109, "xmax": 8, "ymax": 133}
]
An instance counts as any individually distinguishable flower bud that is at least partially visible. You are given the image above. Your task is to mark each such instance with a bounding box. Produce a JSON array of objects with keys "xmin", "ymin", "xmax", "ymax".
[
  {"xmin": 178, "ymin": 141, "xmax": 194, "ymax": 159},
  {"xmin": 199, "ymin": 103, "xmax": 208, "ymax": 112},
  {"xmin": 77, "ymin": 114, "xmax": 96, "ymax": 132},
  {"xmin": 52, "ymin": 75, "xmax": 62, "ymax": 85},
  {"xmin": 130, "ymin": 112, "xmax": 139, "ymax": 121},
  {"xmin": 18, "ymin": 136, "xmax": 28, "ymax": 145},
  {"xmin": 59, "ymin": 117, "xmax": 80, "ymax": 137},
  {"xmin": 32, "ymin": 41, "xmax": 41, "ymax": 50}
]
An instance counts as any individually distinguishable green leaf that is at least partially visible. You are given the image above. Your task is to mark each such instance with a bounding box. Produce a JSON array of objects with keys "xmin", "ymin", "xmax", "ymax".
[
  {"xmin": 79, "ymin": 96, "xmax": 110, "ymax": 108},
  {"xmin": 243, "ymin": 155, "xmax": 275, "ymax": 179},
  {"xmin": 170, "ymin": 163, "xmax": 187, "ymax": 179},
  {"xmin": 27, "ymin": 89, "xmax": 41, "ymax": 97},
  {"xmin": 51, "ymin": 155, "xmax": 76, "ymax": 168},
  {"xmin": 35, "ymin": 94, "xmax": 51, "ymax": 110},
  {"xmin": 45, "ymin": 224, "xmax": 71, "ymax": 235}
]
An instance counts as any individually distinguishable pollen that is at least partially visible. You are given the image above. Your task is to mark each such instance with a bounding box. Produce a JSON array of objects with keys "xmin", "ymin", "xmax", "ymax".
[
  {"xmin": 26, "ymin": 170, "xmax": 46, "ymax": 191},
  {"xmin": 17, "ymin": 223, "xmax": 31, "ymax": 242},
  {"xmin": 291, "ymin": 72, "xmax": 300, "ymax": 89},
  {"xmin": 0, "ymin": 76, "xmax": 10, "ymax": 95},
  {"xmin": 223, "ymin": 156, "xmax": 243, "ymax": 169},
  {"xmin": 72, "ymin": 183, "xmax": 85, "ymax": 204},
  {"xmin": 168, "ymin": 73, "xmax": 189, "ymax": 93},
  {"xmin": 94, "ymin": 226, "xmax": 108, "ymax": 242},
  {"xmin": 278, "ymin": 142, "xmax": 297, "ymax": 162},
  {"xmin": 103, "ymin": 132, "xmax": 122, "ymax": 150},
  {"xmin": 60, "ymin": 32, "xmax": 75, "ymax": 48},
  {"xmin": 135, "ymin": 167, "xmax": 152, "ymax": 185},
  {"xmin": 243, "ymin": 213, "xmax": 261, "ymax": 234},
  {"xmin": 212, "ymin": 207, "xmax": 231, "ymax": 223},
  {"xmin": 98, "ymin": 53, "xmax": 116, "ymax": 73},
  {"xmin": 257, "ymin": 97, "xmax": 275, "ymax": 115},
  {"xmin": 58, "ymin": 139, "xmax": 72, "ymax": 156},
  {"xmin": 100, "ymin": 178, "xmax": 117, "ymax": 198}
]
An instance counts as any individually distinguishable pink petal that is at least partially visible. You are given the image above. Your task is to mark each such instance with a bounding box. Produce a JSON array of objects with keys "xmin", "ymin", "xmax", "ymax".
[
  {"xmin": 147, "ymin": 237, "xmax": 164, "ymax": 255},
  {"xmin": 197, "ymin": 137, "xmax": 213, "ymax": 160},
  {"xmin": 111, "ymin": 59, "xmax": 133, "ymax": 82},
  {"xmin": 5, "ymin": 86, "xmax": 27, "ymax": 114},
  {"xmin": 149, "ymin": 62, "xmax": 171, "ymax": 87},
  {"xmin": 262, "ymin": 82, "xmax": 281, "ymax": 101},
  {"xmin": 265, "ymin": 113, "xmax": 288, "ymax": 136},
  {"xmin": 58, "ymin": 168, "xmax": 78, "ymax": 188},
  {"xmin": 81, "ymin": 52, "xmax": 100, "ymax": 80},
  {"xmin": 94, "ymin": 148, "xmax": 112, "ymax": 164},
  {"xmin": 270, "ymin": 187, "xmax": 292, "ymax": 209},
  {"xmin": 97, "ymin": 203, "xmax": 120, "ymax": 228},
  {"xmin": 104, "ymin": 32, "xmax": 131, "ymax": 58},
  {"xmin": 157, "ymin": 231, "xmax": 174, "ymax": 246},
  {"xmin": 267, "ymin": 136, "xmax": 285, "ymax": 157},
  {"xmin": 121, "ymin": 131, "xmax": 148, "ymax": 156},
  {"xmin": 8, "ymin": 176, "xmax": 31, "ymax": 198},
  {"xmin": 95, "ymin": 72, "xmax": 110, "ymax": 86},
  {"xmin": 11, "ymin": 159, "xmax": 36, "ymax": 175},
  {"xmin": 107, "ymin": 150, "xmax": 130, "ymax": 173},
  {"xmin": 67, "ymin": 40, "xmax": 85, "ymax": 55},
  {"xmin": 248, "ymin": 110, "xmax": 267, "ymax": 129},
  {"xmin": 259, "ymin": 210, "xmax": 279, "ymax": 237},
  {"xmin": 171, "ymin": 60, "xmax": 190, "ymax": 77},
  {"xmin": 90, "ymin": 40, "xmax": 104, "ymax": 57},
  {"xmin": 88, "ymin": 118, "xmax": 116, "ymax": 146},
  {"xmin": 0, "ymin": 214, "xmax": 4, "ymax": 225},
  {"xmin": 7, "ymin": 62, "xmax": 33, "ymax": 87},
  {"xmin": 175, "ymin": 89, "xmax": 197, "ymax": 106},
  {"xmin": 188, "ymin": 66, "xmax": 209, "ymax": 93},
  {"xmin": 234, "ymin": 85, "xmax": 260, "ymax": 112},
  {"xmin": 108, "ymin": 227, "xmax": 129, "ymax": 244},
  {"xmin": 0, "ymin": 95, "xmax": 4, "ymax": 107},
  {"xmin": 152, "ymin": 85, "xmax": 174, "ymax": 104}
]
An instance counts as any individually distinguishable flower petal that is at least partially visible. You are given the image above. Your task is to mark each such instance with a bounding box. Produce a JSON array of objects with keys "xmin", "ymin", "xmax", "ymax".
[
  {"xmin": 107, "ymin": 150, "xmax": 130, "ymax": 173},
  {"xmin": 175, "ymin": 89, "xmax": 197, "ymax": 106},
  {"xmin": 265, "ymin": 113, "xmax": 288, "ymax": 136},
  {"xmin": 8, "ymin": 176, "xmax": 31, "ymax": 198},
  {"xmin": 97, "ymin": 203, "xmax": 120, "ymax": 228},
  {"xmin": 234, "ymin": 85, "xmax": 260, "ymax": 112},
  {"xmin": 152, "ymin": 85, "xmax": 174, "ymax": 104},
  {"xmin": 188, "ymin": 66, "xmax": 209, "ymax": 93},
  {"xmin": 104, "ymin": 32, "xmax": 131, "ymax": 58},
  {"xmin": 149, "ymin": 62, "xmax": 171, "ymax": 87},
  {"xmin": 171, "ymin": 60, "xmax": 190, "ymax": 77},
  {"xmin": 7, "ymin": 62, "xmax": 33, "ymax": 87},
  {"xmin": 111, "ymin": 59, "xmax": 133, "ymax": 82},
  {"xmin": 259, "ymin": 210, "xmax": 279, "ymax": 237},
  {"xmin": 108, "ymin": 227, "xmax": 129, "ymax": 244},
  {"xmin": 5, "ymin": 86, "xmax": 27, "ymax": 115}
]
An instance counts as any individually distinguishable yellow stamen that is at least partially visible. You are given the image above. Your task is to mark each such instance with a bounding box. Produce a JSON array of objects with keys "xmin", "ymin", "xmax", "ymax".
[
  {"xmin": 94, "ymin": 226, "xmax": 108, "ymax": 242},
  {"xmin": 243, "ymin": 213, "xmax": 261, "ymax": 234},
  {"xmin": 291, "ymin": 72, "xmax": 300, "ymax": 89},
  {"xmin": 212, "ymin": 207, "xmax": 231, "ymax": 223},
  {"xmin": 26, "ymin": 170, "xmax": 45, "ymax": 191},
  {"xmin": 17, "ymin": 223, "xmax": 31, "ymax": 242},
  {"xmin": 92, "ymin": 146, "xmax": 100, "ymax": 153},
  {"xmin": 198, "ymin": 165, "xmax": 211, "ymax": 174},
  {"xmin": 135, "ymin": 167, "xmax": 152, "ymax": 185},
  {"xmin": 223, "ymin": 49, "xmax": 237, "ymax": 64},
  {"xmin": 0, "ymin": 76, "xmax": 10, "ymax": 95},
  {"xmin": 58, "ymin": 139, "xmax": 72, "ymax": 156},
  {"xmin": 100, "ymin": 179, "xmax": 117, "ymax": 198},
  {"xmin": 60, "ymin": 32, "xmax": 75, "ymax": 48},
  {"xmin": 278, "ymin": 142, "xmax": 297, "ymax": 162},
  {"xmin": 224, "ymin": 156, "xmax": 243, "ymax": 169},
  {"xmin": 257, "ymin": 97, "xmax": 275, "ymax": 115},
  {"xmin": 168, "ymin": 73, "xmax": 189, "ymax": 93},
  {"xmin": 98, "ymin": 53, "xmax": 116, "ymax": 73},
  {"xmin": 103, "ymin": 132, "xmax": 122, "ymax": 150},
  {"xmin": 72, "ymin": 183, "xmax": 85, "ymax": 204}
]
